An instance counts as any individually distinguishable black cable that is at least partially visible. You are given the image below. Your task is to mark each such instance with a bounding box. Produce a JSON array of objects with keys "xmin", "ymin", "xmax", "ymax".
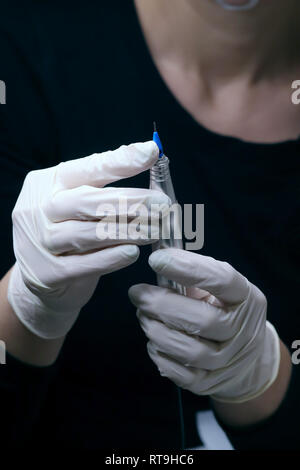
[{"xmin": 177, "ymin": 386, "xmax": 186, "ymax": 449}]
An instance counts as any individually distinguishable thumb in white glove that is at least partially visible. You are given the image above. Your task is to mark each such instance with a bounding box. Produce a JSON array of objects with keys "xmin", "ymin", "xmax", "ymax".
[
  {"xmin": 128, "ymin": 248, "xmax": 281, "ymax": 404},
  {"xmin": 8, "ymin": 141, "xmax": 170, "ymax": 339}
]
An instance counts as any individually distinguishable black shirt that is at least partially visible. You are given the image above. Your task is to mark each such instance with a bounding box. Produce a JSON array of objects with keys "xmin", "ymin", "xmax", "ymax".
[{"xmin": 0, "ymin": 0, "xmax": 299, "ymax": 449}]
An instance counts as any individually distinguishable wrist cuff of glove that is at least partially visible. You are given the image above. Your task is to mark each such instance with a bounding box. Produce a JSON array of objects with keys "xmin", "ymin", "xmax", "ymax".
[
  {"xmin": 7, "ymin": 263, "xmax": 79, "ymax": 340},
  {"xmin": 211, "ymin": 322, "xmax": 281, "ymax": 404}
]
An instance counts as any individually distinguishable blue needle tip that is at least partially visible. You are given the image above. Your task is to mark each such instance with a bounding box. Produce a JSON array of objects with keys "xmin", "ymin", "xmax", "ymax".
[{"xmin": 153, "ymin": 121, "xmax": 164, "ymax": 158}]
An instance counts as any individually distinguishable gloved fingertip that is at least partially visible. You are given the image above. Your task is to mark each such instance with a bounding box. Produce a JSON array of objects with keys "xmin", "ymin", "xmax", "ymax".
[
  {"xmin": 122, "ymin": 244, "xmax": 140, "ymax": 259},
  {"xmin": 148, "ymin": 250, "xmax": 168, "ymax": 273},
  {"xmin": 147, "ymin": 341, "xmax": 156, "ymax": 356},
  {"xmin": 128, "ymin": 282, "xmax": 152, "ymax": 304},
  {"xmin": 133, "ymin": 140, "xmax": 159, "ymax": 167},
  {"xmin": 128, "ymin": 286, "xmax": 140, "ymax": 307},
  {"xmin": 144, "ymin": 140, "xmax": 160, "ymax": 159}
]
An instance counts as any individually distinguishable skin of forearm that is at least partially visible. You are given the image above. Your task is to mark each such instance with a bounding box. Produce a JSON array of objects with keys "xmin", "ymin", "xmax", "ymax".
[
  {"xmin": 0, "ymin": 268, "xmax": 65, "ymax": 366},
  {"xmin": 211, "ymin": 340, "xmax": 292, "ymax": 428}
]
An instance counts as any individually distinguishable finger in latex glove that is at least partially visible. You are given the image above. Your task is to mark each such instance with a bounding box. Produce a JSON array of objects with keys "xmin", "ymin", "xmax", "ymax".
[
  {"xmin": 8, "ymin": 141, "xmax": 169, "ymax": 339},
  {"xmin": 128, "ymin": 248, "xmax": 280, "ymax": 403}
]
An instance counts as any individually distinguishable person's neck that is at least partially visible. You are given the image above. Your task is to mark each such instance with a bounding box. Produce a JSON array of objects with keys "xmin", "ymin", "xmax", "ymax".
[{"xmin": 134, "ymin": 0, "xmax": 300, "ymax": 85}]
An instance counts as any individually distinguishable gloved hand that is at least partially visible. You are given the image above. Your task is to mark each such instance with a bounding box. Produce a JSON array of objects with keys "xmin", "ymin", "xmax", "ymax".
[
  {"xmin": 8, "ymin": 141, "xmax": 170, "ymax": 340},
  {"xmin": 128, "ymin": 248, "xmax": 281, "ymax": 403}
]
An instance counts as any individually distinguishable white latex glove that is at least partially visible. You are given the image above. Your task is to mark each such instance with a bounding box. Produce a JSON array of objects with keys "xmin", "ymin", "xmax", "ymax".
[
  {"xmin": 128, "ymin": 248, "xmax": 281, "ymax": 403},
  {"xmin": 8, "ymin": 141, "xmax": 170, "ymax": 339}
]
